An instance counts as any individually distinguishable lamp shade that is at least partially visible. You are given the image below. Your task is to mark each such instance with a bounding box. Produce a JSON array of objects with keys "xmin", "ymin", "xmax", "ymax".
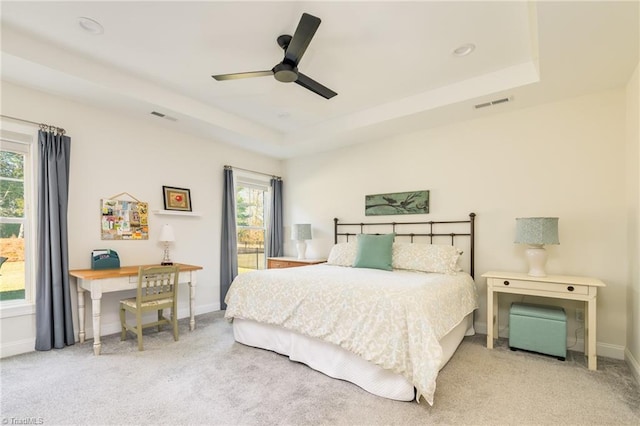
[
  {"xmin": 159, "ymin": 224, "xmax": 175, "ymax": 242},
  {"xmin": 515, "ymin": 217, "xmax": 559, "ymax": 245},
  {"xmin": 291, "ymin": 224, "xmax": 312, "ymax": 241}
]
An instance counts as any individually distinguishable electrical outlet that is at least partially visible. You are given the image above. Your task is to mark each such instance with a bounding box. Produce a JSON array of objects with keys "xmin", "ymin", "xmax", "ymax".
[{"xmin": 575, "ymin": 308, "xmax": 584, "ymax": 322}]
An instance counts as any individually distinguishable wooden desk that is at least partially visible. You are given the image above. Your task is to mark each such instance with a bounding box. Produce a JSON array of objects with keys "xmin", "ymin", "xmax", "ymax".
[
  {"xmin": 482, "ymin": 271, "xmax": 605, "ymax": 370},
  {"xmin": 70, "ymin": 263, "xmax": 202, "ymax": 355}
]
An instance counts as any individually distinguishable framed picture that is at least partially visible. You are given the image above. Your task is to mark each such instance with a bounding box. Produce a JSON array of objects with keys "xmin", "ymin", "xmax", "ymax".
[
  {"xmin": 163, "ymin": 186, "xmax": 192, "ymax": 211},
  {"xmin": 365, "ymin": 190, "xmax": 429, "ymax": 216}
]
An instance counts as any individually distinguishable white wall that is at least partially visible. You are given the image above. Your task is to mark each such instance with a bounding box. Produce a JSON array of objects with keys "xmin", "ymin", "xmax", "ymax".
[
  {"xmin": 1, "ymin": 78, "xmax": 636, "ymax": 369},
  {"xmin": 0, "ymin": 81, "xmax": 282, "ymax": 356},
  {"xmin": 284, "ymin": 89, "xmax": 629, "ymax": 359},
  {"xmin": 626, "ymin": 62, "xmax": 640, "ymax": 381}
]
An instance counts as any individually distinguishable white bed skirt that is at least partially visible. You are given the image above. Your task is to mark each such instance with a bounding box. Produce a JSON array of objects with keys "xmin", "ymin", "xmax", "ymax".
[{"xmin": 232, "ymin": 313, "xmax": 475, "ymax": 401}]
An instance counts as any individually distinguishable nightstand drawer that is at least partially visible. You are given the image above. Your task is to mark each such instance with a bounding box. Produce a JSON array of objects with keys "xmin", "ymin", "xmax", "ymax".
[
  {"xmin": 497, "ymin": 278, "xmax": 589, "ymax": 295},
  {"xmin": 267, "ymin": 257, "xmax": 327, "ymax": 269},
  {"xmin": 268, "ymin": 260, "xmax": 304, "ymax": 269}
]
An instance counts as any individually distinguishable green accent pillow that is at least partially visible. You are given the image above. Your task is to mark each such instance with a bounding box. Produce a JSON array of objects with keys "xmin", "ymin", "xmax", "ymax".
[{"xmin": 353, "ymin": 233, "xmax": 395, "ymax": 271}]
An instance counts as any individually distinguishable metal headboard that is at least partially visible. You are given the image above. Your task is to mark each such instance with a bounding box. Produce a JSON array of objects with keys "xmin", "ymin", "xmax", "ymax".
[{"xmin": 333, "ymin": 212, "xmax": 476, "ymax": 278}]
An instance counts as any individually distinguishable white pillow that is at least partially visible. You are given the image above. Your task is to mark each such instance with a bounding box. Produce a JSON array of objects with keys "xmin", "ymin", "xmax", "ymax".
[
  {"xmin": 392, "ymin": 243, "xmax": 462, "ymax": 274},
  {"xmin": 326, "ymin": 241, "xmax": 358, "ymax": 267}
]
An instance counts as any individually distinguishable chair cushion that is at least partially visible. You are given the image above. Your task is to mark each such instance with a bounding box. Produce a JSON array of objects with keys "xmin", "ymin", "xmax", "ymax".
[{"xmin": 120, "ymin": 297, "xmax": 174, "ymax": 309}]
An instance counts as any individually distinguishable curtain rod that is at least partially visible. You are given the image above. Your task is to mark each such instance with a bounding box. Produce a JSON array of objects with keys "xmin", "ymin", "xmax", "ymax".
[
  {"xmin": 225, "ymin": 165, "xmax": 281, "ymax": 180},
  {"xmin": 1, "ymin": 114, "xmax": 65, "ymax": 134}
]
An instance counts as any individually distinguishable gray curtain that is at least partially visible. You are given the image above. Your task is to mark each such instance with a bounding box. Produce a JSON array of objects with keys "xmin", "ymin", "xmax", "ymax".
[
  {"xmin": 268, "ymin": 177, "xmax": 283, "ymax": 257},
  {"xmin": 220, "ymin": 167, "xmax": 238, "ymax": 310},
  {"xmin": 35, "ymin": 129, "xmax": 74, "ymax": 350}
]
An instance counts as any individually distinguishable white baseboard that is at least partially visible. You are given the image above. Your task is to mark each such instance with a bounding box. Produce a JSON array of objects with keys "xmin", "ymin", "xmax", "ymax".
[
  {"xmin": 0, "ymin": 338, "xmax": 35, "ymax": 359},
  {"xmin": 625, "ymin": 348, "xmax": 640, "ymax": 385},
  {"xmin": 1, "ymin": 304, "xmax": 222, "ymax": 359},
  {"xmin": 75, "ymin": 302, "xmax": 220, "ymax": 341},
  {"xmin": 596, "ymin": 341, "xmax": 626, "ymax": 360},
  {"xmin": 473, "ymin": 321, "xmax": 626, "ymax": 360},
  {"xmin": 196, "ymin": 302, "xmax": 221, "ymax": 316}
]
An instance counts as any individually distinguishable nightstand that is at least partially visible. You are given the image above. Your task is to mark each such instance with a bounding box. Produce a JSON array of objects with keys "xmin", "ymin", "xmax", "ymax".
[
  {"xmin": 482, "ymin": 271, "xmax": 606, "ymax": 370},
  {"xmin": 267, "ymin": 257, "xmax": 327, "ymax": 269}
]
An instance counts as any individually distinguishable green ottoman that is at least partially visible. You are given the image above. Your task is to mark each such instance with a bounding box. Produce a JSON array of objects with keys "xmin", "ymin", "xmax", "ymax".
[{"xmin": 509, "ymin": 302, "xmax": 566, "ymax": 361}]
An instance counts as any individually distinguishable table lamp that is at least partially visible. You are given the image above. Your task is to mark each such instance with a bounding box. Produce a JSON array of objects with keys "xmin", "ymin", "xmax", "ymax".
[
  {"xmin": 159, "ymin": 224, "xmax": 175, "ymax": 265},
  {"xmin": 515, "ymin": 217, "xmax": 559, "ymax": 277},
  {"xmin": 292, "ymin": 224, "xmax": 312, "ymax": 260}
]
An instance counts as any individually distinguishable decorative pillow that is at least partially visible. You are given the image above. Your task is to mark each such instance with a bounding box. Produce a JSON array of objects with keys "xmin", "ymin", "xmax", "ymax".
[
  {"xmin": 353, "ymin": 233, "xmax": 395, "ymax": 271},
  {"xmin": 326, "ymin": 242, "xmax": 358, "ymax": 267},
  {"xmin": 392, "ymin": 243, "xmax": 462, "ymax": 274}
]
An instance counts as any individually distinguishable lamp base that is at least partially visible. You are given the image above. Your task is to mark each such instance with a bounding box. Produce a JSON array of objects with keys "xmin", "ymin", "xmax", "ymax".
[
  {"xmin": 525, "ymin": 244, "xmax": 548, "ymax": 277},
  {"xmin": 296, "ymin": 241, "xmax": 307, "ymax": 260},
  {"xmin": 161, "ymin": 244, "xmax": 173, "ymax": 266}
]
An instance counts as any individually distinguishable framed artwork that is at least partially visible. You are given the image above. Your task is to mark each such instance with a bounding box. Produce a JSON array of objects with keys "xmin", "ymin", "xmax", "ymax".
[
  {"xmin": 100, "ymin": 197, "xmax": 148, "ymax": 240},
  {"xmin": 365, "ymin": 190, "xmax": 429, "ymax": 216},
  {"xmin": 163, "ymin": 186, "xmax": 192, "ymax": 211}
]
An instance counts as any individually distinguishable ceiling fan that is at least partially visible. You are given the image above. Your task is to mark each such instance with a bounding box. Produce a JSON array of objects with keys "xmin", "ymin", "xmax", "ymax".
[{"xmin": 212, "ymin": 13, "xmax": 337, "ymax": 99}]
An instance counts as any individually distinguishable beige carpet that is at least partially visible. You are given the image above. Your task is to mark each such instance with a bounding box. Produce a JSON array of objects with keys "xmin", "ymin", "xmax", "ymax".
[{"xmin": 1, "ymin": 311, "xmax": 639, "ymax": 425}]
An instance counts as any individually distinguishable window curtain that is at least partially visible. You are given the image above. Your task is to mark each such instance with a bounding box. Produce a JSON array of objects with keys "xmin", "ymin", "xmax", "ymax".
[
  {"xmin": 35, "ymin": 129, "xmax": 74, "ymax": 350},
  {"xmin": 220, "ymin": 166, "xmax": 238, "ymax": 310},
  {"xmin": 268, "ymin": 177, "xmax": 283, "ymax": 258}
]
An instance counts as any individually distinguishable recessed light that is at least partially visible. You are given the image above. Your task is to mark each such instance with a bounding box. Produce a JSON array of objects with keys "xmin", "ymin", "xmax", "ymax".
[
  {"xmin": 453, "ymin": 43, "xmax": 475, "ymax": 57},
  {"xmin": 78, "ymin": 17, "xmax": 104, "ymax": 35}
]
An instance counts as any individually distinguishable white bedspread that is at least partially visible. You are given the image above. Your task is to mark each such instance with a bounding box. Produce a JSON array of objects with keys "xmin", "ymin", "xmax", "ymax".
[{"xmin": 224, "ymin": 264, "xmax": 478, "ymax": 404}]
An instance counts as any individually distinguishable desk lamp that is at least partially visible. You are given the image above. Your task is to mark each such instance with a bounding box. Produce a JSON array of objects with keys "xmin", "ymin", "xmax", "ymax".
[{"xmin": 515, "ymin": 217, "xmax": 559, "ymax": 277}]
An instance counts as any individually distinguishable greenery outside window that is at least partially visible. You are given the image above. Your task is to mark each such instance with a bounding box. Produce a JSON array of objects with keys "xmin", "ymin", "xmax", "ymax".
[
  {"xmin": 0, "ymin": 133, "xmax": 35, "ymax": 305},
  {"xmin": 235, "ymin": 174, "xmax": 271, "ymax": 274}
]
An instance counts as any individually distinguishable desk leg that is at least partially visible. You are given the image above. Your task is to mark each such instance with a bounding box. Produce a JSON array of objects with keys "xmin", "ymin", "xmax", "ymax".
[
  {"xmin": 586, "ymin": 299, "xmax": 597, "ymax": 370},
  {"xmin": 493, "ymin": 292, "xmax": 499, "ymax": 343},
  {"xmin": 189, "ymin": 272, "xmax": 197, "ymax": 331},
  {"xmin": 77, "ymin": 283, "xmax": 86, "ymax": 344},
  {"xmin": 487, "ymin": 288, "xmax": 496, "ymax": 349},
  {"xmin": 91, "ymin": 294, "xmax": 102, "ymax": 355}
]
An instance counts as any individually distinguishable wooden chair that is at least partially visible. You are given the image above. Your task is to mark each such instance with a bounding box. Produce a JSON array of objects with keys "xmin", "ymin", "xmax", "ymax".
[{"xmin": 119, "ymin": 265, "xmax": 180, "ymax": 351}]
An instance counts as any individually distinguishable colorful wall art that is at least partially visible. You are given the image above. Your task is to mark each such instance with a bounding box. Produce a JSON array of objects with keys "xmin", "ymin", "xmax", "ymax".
[{"xmin": 100, "ymin": 197, "xmax": 149, "ymax": 240}]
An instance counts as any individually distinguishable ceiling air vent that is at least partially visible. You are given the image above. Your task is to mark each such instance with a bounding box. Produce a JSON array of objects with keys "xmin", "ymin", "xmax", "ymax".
[
  {"xmin": 474, "ymin": 96, "xmax": 512, "ymax": 110},
  {"xmin": 150, "ymin": 111, "xmax": 177, "ymax": 121}
]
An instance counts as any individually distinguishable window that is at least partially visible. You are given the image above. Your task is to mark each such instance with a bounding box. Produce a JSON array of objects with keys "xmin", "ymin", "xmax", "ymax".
[
  {"xmin": 0, "ymin": 129, "xmax": 35, "ymax": 305},
  {"xmin": 235, "ymin": 174, "xmax": 271, "ymax": 273}
]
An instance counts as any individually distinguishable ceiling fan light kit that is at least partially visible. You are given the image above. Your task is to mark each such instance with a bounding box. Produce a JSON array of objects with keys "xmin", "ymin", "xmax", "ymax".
[
  {"xmin": 212, "ymin": 13, "xmax": 337, "ymax": 99},
  {"xmin": 273, "ymin": 63, "xmax": 298, "ymax": 83}
]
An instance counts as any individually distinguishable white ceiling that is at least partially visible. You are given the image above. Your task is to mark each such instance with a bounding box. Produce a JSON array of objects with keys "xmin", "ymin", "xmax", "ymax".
[{"xmin": 1, "ymin": 1, "xmax": 638, "ymax": 159}]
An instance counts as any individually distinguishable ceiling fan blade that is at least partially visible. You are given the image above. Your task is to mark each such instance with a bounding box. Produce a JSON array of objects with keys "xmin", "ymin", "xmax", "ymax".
[
  {"xmin": 284, "ymin": 13, "xmax": 321, "ymax": 65},
  {"xmin": 295, "ymin": 72, "xmax": 337, "ymax": 99},
  {"xmin": 212, "ymin": 70, "xmax": 273, "ymax": 81}
]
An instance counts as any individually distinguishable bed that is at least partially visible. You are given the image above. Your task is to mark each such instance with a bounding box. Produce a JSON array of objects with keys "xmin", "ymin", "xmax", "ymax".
[{"xmin": 224, "ymin": 213, "xmax": 478, "ymax": 405}]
